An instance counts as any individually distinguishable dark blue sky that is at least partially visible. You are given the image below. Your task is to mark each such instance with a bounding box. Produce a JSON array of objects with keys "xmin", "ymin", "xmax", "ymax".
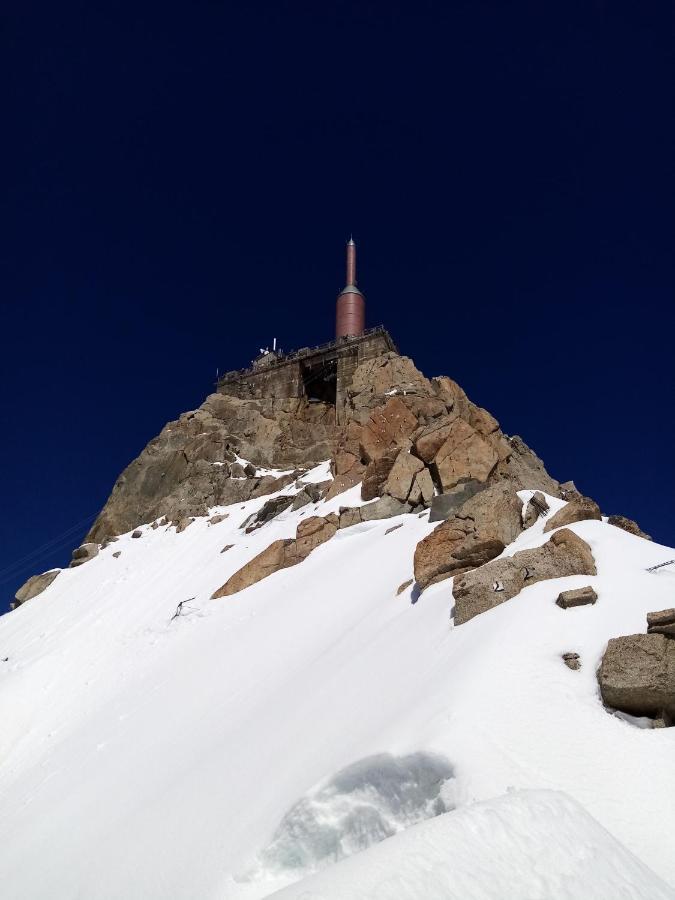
[{"xmin": 1, "ymin": 1, "xmax": 673, "ymax": 610}]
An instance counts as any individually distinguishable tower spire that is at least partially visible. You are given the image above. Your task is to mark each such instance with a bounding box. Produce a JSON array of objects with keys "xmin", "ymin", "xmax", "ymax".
[
  {"xmin": 346, "ymin": 236, "xmax": 357, "ymax": 286},
  {"xmin": 336, "ymin": 236, "xmax": 365, "ymax": 339}
]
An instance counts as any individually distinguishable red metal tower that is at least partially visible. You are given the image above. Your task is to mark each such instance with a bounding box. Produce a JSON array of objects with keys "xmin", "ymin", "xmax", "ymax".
[{"xmin": 336, "ymin": 237, "xmax": 365, "ymax": 338}]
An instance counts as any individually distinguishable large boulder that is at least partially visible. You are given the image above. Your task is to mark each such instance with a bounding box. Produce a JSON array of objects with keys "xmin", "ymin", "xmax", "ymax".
[
  {"xmin": 456, "ymin": 483, "xmax": 524, "ymax": 547},
  {"xmin": 647, "ymin": 608, "xmax": 675, "ymax": 638},
  {"xmin": 598, "ymin": 634, "xmax": 675, "ymax": 721},
  {"xmin": 414, "ymin": 518, "xmax": 505, "ymax": 590},
  {"xmin": 12, "ymin": 569, "xmax": 60, "ymax": 609},
  {"xmin": 408, "ymin": 468, "xmax": 435, "ymax": 507},
  {"xmin": 212, "ymin": 514, "xmax": 338, "ymax": 598},
  {"xmin": 432, "ymin": 419, "xmax": 499, "ymax": 492},
  {"xmin": 543, "ymin": 498, "xmax": 602, "ymax": 532},
  {"xmin": 382, "ymin": 451, "xmax": 425, "ymax": 503},
  {"xmin": 453, "ymin": 529, "xmax": 596, "ymax": 625},
  {"xmin": 428, "ymin": 480, "xmax": 486, "ymax": 522},
  {"xmin": 361, "ymin": 450, "xmax": 400, "ymax": 502},
  {"xmin": 338, "ymin": 496, "xmax": 409, "ymax": 529},
  {"xmin": 212, "ymin": 538, "xmax": 291, "ymax": 597},
  {"xmin": 69, "ymin": 543, "xmax": 100, "ymax": 568},
  {"xmin": 413, "ymin": 484, "xmax": 524, "ymax": 591}
]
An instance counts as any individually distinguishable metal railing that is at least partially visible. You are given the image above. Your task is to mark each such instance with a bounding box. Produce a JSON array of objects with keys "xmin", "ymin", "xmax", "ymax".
[{"xmin": 217, "ymin": 325, "xmax": 397, "ymax": 385}]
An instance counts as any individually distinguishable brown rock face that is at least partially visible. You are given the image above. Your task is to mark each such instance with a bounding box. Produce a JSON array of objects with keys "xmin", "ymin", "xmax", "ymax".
[
  {"xmin": 457, "ymin": 483, "xmax": 524, "ymax": 547},
  {"xmin": 12, "ymin": 569, "xmax": 60, "ymax": 609},
  {"xmin": 523, "ymin": 491, "xmax": 550, "ymax": 528},
  {"xmin": 87, "ymin": 393, "xmax": 338, "ymax": 543},
  {"xmin": 598, "ymin": 634, "xmax": 675, "ymax": 721},
  {"xmin": 361, "ymin": 450, "xmax": 400, "ymax": 502},
  {"xmin": 211, "ymin": 514, "xmax": 338, "ymax": 598},
  {"xmin": 452, "ymin": 528, "xmax": 597, "ymax": 625},
  {"xmin": 607, "ymin": 515, "xmax": 652, "ymax": 540},
  {"xmin": 543, "ymin": 498, "xmax": 602, "ymax": 533},
  {"xmin": 414, "ymin": 518, "xmax": 505, "ymax": 590},
  {"xmin": 383, "ymin": 451, "xmax": 425, "ymax": 503},
  {"xmin": 359, "ymin": 397, "xmax": 419, "ymax": 463},
  {"xmin": 212, "ymin": 539, "xmax": 291, "ymax": 598},
  {"xmin": 433, "ymin": 419, "xmax": 499, "ymax": 492},
  {"xmin": 647, "ymin": 608, "xmax": 675, "ymax": 638},
  {"xmin": 413, "ymin": 484, "xmax": 524, "ymax": 591},
  {"xmin": 69, "ymin": 543, "xmax": 100, "ymax": 567}
]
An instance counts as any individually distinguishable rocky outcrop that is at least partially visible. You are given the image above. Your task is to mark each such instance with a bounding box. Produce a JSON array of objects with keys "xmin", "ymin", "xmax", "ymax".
[
  {"xmin": 522, "ymin": 491, "xmax": 550, "ymax": 528},
  {"xmin": 243, "ymin": 495, "xmax": 295, "ymax": 533},
  {"xmin": 86, "ymin": 393, "xmax": 337, "ymax": 543},
  {"xmin": 338, "ymin": 496, "xmax": 408, "ymax": 529},
  {"xmin": 359, "ymin": 397, "xmax": 419, "ymax": 463},
  {"xmin": 431, "ymin": 419, "xmax": 499, "ymax": 492},
  {"xmin": 212, "ymin": 514, "xmax": 338, "ymax": 598},
  {"xmin": 598, "ymin": 634, "xmax": 675, "ymax": 723},
  {"xmin": 361, "ymin": 451, "xmax": 400, "ymax": 502},
  {"xmin": 414, "ymin": 520, "xmax": 505, "ymax": 591},
  {"xmin": 607, "ymin": 515, "xmax": 651, "ymax": 540},
  {"xmin": 428, "ymin": 481, "xmax": 486, "ymax": 522},
  {"xmin": 647, "ymin": 608, "xmax": 675, "ymax": 638},
  {"xmin": 70, "ymin": 543, "xmax": 100, "ymax": 567},
  {"xmin": 556, "ymin": 586, "xmax": 598, "ymax": 609},
  {"xmin": 413, "ymin": 484, "xmax": 524, "ymax": 590},
  {"xmin": 72, "ymin": 345, "xmax": 562, "ymax": 565},
  {"xmin": 543, "ymin": 498, "xmax": 602, "ymax": 533},
  {"xmin": 382, "ymin": 451, "xmax": 425, "ymax": 503},
  {"xmin": 12, "ymin": 569, "xmax": 60, "ymax": 609},
  {"xmin": 452, "ymin": 529, "xmax": 597, "ymax": 625}
]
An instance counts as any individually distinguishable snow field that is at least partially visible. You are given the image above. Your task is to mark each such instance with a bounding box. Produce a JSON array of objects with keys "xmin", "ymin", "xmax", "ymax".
[{"xmin": 0, "ymin": 467, "xmax": 673, "ymax": 898}]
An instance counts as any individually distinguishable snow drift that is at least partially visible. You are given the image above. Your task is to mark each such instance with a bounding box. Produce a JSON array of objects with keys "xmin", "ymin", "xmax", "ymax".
[{"xmin": 268, "ymin": 789, "xmax": 675, "ymax": 900}]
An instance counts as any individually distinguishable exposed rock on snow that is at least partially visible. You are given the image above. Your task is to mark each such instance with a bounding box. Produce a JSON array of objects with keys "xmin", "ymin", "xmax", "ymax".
[
  {"xmin": 69, "ymin": 541, "xmax": 100, "ymax": 566},
  {"xmin": 522, "ymin": 490, "xmax": 550, "ymax": 527},
  {"xmin": 607, "ymin": 514, "xmax": 652, "ymax": 540},
  {"xmin": 338, "ymin": 497, "xmax": 408, "ymax": 529},
  {"xmin": 413, "ymin": 483, "xmax": 523, "ymax": 590},
  {"xmin": 562, "ymin": 652, "xmax": 581, "ymax": 670},
  {"xmin": 543, "ymin": 497, "xmax": 602, "ymax": 532},
  {"xmin": 212, "ymin": 514, "xmax": 339, "ymax": 597},
  {"xmin": 647, "ymin": 608, "xmax": 675, "ymax": 638},
  {"xmin": 414, "ymin": 518, "xmax": 504, "ymax": 590},
  {"xmin": 556, "ymin": 586, "xmax": 598, "ymax": 609},
  {"xmin": 243, "ymin": 495, "xmax": 295, "ymax": 533},
  {"xmin": 599, "ymin": 633, "xmax": 675, "ymax": 724},
  {"xmin": 12, "ymin": 569, "xmax": 60, "ymax": 608},
  {"xmin": 453, "ymin": 528, "xmax": 596, "ymax": 625}
]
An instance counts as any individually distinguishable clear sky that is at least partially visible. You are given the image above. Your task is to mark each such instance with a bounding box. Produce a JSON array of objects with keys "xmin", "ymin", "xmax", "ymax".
[{"xmin": 1, "ymin": 1, "xmax": 673, "ymax": 610}]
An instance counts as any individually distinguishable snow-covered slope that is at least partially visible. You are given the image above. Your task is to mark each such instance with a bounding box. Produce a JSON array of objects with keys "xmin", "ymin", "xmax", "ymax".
[{"xmin": 1, "ymin": 464, "xmax": 674, "ymax": 899}]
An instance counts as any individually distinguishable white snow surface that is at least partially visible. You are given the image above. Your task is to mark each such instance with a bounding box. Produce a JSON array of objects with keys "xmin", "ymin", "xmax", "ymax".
[
  {"xmin": 268, "ymin": 789, "xmax": 675, "ymax": 900},
  {"xmin": 1, "ymin": 466, "xmax": 674, "ymax": 899}
]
